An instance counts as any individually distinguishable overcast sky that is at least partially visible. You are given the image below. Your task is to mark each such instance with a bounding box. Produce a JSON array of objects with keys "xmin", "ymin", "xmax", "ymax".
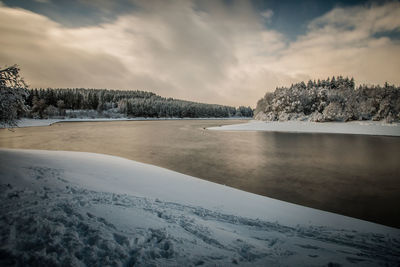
[{"xmin": 1, "ymin": 0, "xmax": 399, "ymax": 107}]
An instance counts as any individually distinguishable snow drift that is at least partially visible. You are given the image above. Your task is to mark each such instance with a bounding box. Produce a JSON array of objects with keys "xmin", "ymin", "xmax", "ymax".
[{"xmin": 0, "ymin": 149, "xmax": 399, "ymax": 266}]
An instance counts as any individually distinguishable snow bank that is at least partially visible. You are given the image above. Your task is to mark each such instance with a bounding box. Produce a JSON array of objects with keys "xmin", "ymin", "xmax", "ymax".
[
  {"xmin": 0, "ymin": 148, "xmax": 399, "ymax": 266},
  {"xmin": 11, "ymin": 118, "xmax": 62, "ymax": 128},
  {"xmin": 208, "ymin": 120, "xmax": 400, "ymax": 136}
]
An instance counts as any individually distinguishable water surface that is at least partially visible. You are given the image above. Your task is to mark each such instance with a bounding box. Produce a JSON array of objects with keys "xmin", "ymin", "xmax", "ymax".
[{"xmin": 0, "ymin": 120, "xmax": 399, "ymax": 227}]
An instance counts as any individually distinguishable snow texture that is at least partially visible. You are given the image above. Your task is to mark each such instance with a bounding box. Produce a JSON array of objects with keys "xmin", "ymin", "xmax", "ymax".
[
  {"xmin": 208, "ymin": 120, "xmax": 400, "ymax": 136},
  {"xmin": 0, "ymin": 148, "xmax": 399, "ymax": 266}
]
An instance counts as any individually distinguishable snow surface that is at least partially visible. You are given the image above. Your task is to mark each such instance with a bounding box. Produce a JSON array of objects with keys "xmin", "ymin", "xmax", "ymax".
[
  {"xmin": 0, "ymin": 148, "xmax": 399, "ymax": 266},
  {"xmin": 208, "ymin": 120, "xmax": 400, "ymax": 136}
]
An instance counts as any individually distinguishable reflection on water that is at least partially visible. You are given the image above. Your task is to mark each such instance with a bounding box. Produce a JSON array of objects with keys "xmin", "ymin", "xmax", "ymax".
[{"xmin": 0, "ymin": 120, "xmax": 399, "ymax": 227}]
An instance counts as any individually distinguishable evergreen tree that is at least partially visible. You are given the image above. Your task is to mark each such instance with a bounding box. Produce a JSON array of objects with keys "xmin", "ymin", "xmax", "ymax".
[
  {"xmin": 0, "ymin": 65, "xmax": 28, "ymax": 127},
  {"xmin": 255, "ymin": 76, "xmax": 400, "ymax": 122}
]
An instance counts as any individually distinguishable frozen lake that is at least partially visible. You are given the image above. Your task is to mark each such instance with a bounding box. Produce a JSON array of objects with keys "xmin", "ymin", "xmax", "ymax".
[{"xmin": 1, "ymin": 119, "xmax": 399, "ymax": 227}]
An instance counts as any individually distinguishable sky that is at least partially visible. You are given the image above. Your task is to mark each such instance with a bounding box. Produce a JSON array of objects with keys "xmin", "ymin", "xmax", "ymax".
[{"xmin": 1, "ymin": 0, "xmax": 399, "ymax": 107}]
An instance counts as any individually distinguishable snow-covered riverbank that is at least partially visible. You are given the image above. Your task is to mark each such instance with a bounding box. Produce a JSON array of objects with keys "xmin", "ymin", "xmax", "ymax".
[
  {"xmin": 208, "ymin": 120, "xmax": 400, "ymax": 137},
  {"xmin": 0, "ymin": 148, "xmax": 398, "ymax": 266}
]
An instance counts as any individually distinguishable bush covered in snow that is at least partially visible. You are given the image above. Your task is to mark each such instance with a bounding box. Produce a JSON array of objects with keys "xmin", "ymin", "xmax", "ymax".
[{"xmin": 255, "ymin": 77, "xmax": 400, "ymax": 123}]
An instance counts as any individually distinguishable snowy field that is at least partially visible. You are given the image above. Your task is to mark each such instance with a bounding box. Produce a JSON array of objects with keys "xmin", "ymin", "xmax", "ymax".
[
  {"xmin": 0, "ymin": 148, "xmax": 399, "ymax": 266},
  {"xmin": 208, "ymin": 120, "xmax": 400, "ymax": 136}
]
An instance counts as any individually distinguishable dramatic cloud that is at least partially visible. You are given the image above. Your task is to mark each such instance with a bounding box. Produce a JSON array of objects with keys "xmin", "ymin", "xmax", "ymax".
[
  {"xmin": 272, "ymin": 2, "xmax": 400, "ymax": 85},
  {"xmin": 0, "ymin": 1, "xmax": 399, "ymax": 106}
]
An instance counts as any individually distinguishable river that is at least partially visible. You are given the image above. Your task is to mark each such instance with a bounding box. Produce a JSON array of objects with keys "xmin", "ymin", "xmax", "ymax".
[{"xmin": 0, "ymin": 120, "xmax": 399, "ymax": 227}]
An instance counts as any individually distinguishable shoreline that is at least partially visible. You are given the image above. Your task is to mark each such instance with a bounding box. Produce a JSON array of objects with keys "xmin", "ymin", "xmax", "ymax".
[
  {"xmin": 208, "ymin": 120, "xmax": 400, "ymax": 137},
  {"xmin": 1, "ymin": 117, "xmax": 250, "ymax": 129},
  {"xmin": 3, "ymin": 118, "xmax": 399, "ymax": 137},
  {"xmin": 0, "ymin": 148, "xmax": 397, "ymax": 232}
]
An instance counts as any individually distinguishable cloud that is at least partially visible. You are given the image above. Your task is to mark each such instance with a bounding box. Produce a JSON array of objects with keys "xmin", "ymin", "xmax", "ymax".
[
  {"xmin": 0, "ymin": 1, "xmax": 400, "ymax": 107},
  {"xmin": 0, "ymin": 6, "xmax": 129, "ymax": 88},
  {"xmin": 34, "ymin": 0, "xmax": 51, "ymax": 3},
  {"xmin": 261, "ymin": 9, "xmax": 273, "ymax": 20},
  {"xmin": 271, "ymin": 2, "xmax": 400, "ymax": 85}
]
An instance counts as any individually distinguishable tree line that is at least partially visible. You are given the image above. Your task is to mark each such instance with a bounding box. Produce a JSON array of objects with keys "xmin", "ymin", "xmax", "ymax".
[
  {"xmin": 1, "ymin": 65, "xmax": 253, "ymax": 126},
  {"xmin": 25, "ymin": 88, "xmax": 253, "ymax": 119},
  {"xmin": 255, "ymin": 76, "xmax": 400, "ymax": 122}
]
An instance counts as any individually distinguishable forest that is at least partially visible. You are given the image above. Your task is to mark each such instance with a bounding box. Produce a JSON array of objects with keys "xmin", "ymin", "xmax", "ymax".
[
  {"xmin": 255, "ymin": 76, "xmax": 400, "ymax": 123},
  {"xmin": 24, "ymin": 88, "xmax": 253, "ymax": 119}
]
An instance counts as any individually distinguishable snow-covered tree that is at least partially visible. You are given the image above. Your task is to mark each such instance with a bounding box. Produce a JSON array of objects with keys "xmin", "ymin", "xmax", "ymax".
[
  {"xmin": 31, "ymin": 96, "xmax": 47, "ymax": 119},
  {"xmin": 57, "ymin": 100, "xmax": 66, "ymax": 116},
  {"xmin": 0, "ymin": 65, "xmax": 28, "ymax": 127},
  {"xmin": 254, "ymin": 76, "xmax": 400, "ymax": 123}
]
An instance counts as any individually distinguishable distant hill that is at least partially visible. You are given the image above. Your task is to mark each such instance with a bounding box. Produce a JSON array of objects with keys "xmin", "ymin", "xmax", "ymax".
[
  {"xmin": 25, "ymin": 88, "xmax": 253, "ymax": 119},
  {"xmin": 255, "ymin": 77, "xmax": 400, "ymax": 123}
]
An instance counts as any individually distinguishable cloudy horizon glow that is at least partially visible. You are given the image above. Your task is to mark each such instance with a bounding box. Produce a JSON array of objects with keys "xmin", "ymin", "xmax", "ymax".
[{"xmin": 1, "ymin": 0, "xmax": 400, "ymax": 107}]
